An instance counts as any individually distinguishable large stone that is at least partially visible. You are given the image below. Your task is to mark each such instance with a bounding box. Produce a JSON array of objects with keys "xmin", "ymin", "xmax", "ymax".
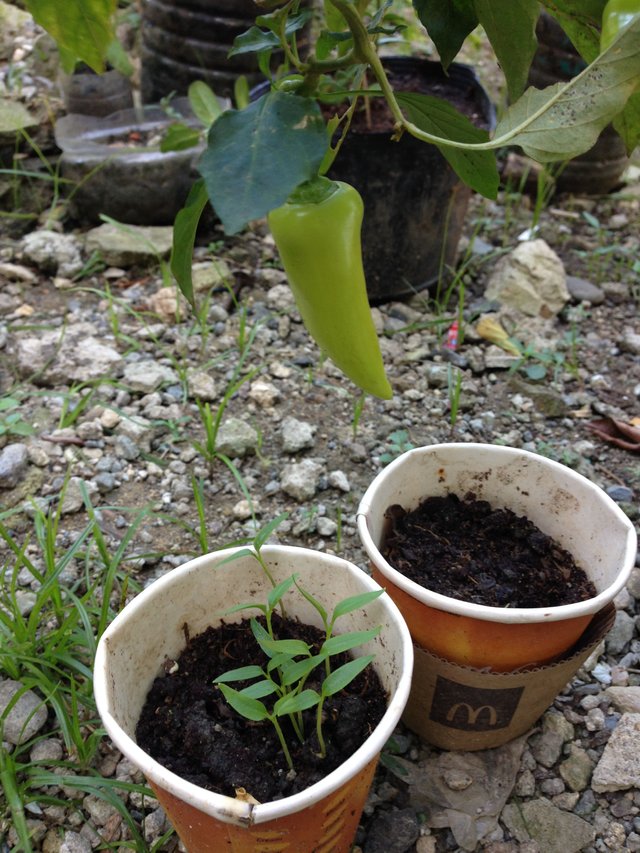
[
  {"xmin": 501, "ymin": 798, "xmax": 595, "ymax": 852},
  {"xmin": 21, "ymin": 230, "xmax": 84, "ymax": 278},
  {"xmin": 84, "ymin": 224, "xmax": 174, "ymax": 267},
  {"xmin": 280, "ymin": 459, "xmax": 324, "ymax": 501},
  {"xmin": 15, "ymin": 323, "xmax": 123, "ymax": 384},
  {"xmin": 215, "ymin": 418, "xmax": 258, "ymax": 458},
  {"xmin": 123, "ymin": 360, "xmax": 179, "ymax": 394},
  {"xmin": 592, "ymin": 713, "xmax": 640, "ymax": 792},
  {"xmin": 484, "ymin": 240, "xmax": 569, "ymax": 318}
]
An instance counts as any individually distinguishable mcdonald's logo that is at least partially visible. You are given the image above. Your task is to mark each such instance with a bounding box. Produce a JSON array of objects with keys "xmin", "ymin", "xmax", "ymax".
[
  {"xmin": 446, "ymin": 702, "xmax": 498, "ymax": 727},
  {"xmin": 430, "ymin": 676, "xmax": 524, "ymax": 732}
]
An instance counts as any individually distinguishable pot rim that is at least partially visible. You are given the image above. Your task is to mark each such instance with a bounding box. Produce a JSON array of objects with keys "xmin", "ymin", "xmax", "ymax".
[
  {"xmin": 356, "ymin": 442, "xmax": 637, "ymax": 625},
  {"xmin": 94, "ymin": 545, "xmax": 413, "ymax": 826}
]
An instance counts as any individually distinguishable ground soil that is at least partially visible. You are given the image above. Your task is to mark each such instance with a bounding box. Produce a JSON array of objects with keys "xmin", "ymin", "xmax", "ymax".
[
  {"xmin": 381, "ymin": 494, "xmax": 597, "ymax": 608},
  {"xmin": 135, "ymin": 613, "xmax": 387, "ymax": 803}
]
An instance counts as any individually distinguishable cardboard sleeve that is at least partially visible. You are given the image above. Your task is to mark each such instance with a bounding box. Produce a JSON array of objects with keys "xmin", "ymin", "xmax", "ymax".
[{"xmin": 402, "ymin": 603, "xmax": 616, "ymax": 751}]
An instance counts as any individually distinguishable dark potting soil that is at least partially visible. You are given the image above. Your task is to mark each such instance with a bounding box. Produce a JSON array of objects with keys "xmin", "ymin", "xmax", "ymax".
[
  {"xmin": 135, "ymin": 614, "xmax": 387, "ymax": 803},
  {"xmin": 382, "ymin": 494, "xmax": 597, "ymax": 608}
]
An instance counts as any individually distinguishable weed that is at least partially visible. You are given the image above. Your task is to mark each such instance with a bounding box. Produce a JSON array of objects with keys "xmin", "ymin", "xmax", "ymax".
[
  {"xmin": 0, "ymin": 396, "xmax": 34, "ymax": 438},
  {"xmin": 379, "ymin": 429, "xmax": 414, "ymax": 466},
  {"xmin": 447, "ymin": 364, "xmax": 463, "ymax": 431}
]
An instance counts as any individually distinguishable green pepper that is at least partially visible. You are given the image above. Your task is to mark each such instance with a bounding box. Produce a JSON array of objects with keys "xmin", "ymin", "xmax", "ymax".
[
  {"xmin": 601, "ymin": 0, "xmax": 640, "ymax": 49},
  {"xmin": 267, "ymin": 178, "xmax": 392, "ymax": 399}
]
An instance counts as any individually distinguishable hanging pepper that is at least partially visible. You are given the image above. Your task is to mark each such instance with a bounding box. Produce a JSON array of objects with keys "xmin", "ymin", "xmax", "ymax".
[
  {"xmin": 601, "ymin": 0, "xmax": 640, "ymax": 49},
  {"xmin": 267, "ymin": 178, "xmax": 392, "ymax": 399}
]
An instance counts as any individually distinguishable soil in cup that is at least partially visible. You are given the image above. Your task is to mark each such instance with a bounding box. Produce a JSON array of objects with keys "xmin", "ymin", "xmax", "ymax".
[
  {"xmin": 382, "ymin": 493, "xmax": 597, "ymax": 609},
  {"xmin": 136, "ymin": 614, "xmax": 387, "ymax": 802}
]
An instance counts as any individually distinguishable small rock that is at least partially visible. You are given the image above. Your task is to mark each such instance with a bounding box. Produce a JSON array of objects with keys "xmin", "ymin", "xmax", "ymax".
[
  {"xmin": 559, "ymin": 745, "xmax": 594, "ymax": 792},
  {"xmin": 21, "ymin": 230, "xmax": 84, "ymax": 277},
  {"xmin": 59, "ymin": 831, "xmax": 92, "ymax": 853},
  {"xmin": 123, "ymin": 360, "xmax": 179, "ymax": 394},
  {"xmin": 363, "ymin": 808, "xmax": 420, "ymax": 853},
  {"xmin": 249, "ymin": 379, "xmax": 280, "ymax": 407},
  {"xmin": 606, "ymin": 485, "xmax": 634, "ymax": 502},
  {"xmin": 501, "ymin": 798, "xmax": 595, "ymax": 852},
  {"xmin": 0, "ymin": 679, "xmax": 48, "ymax": 745},
  {"xmin": 0, "ymin": 442, "xmax": 29, "ymax": 489},
  {"xmin": 605, "ymin": 686, "xmax": 640, "ymax": 713},
  {"xmin": 606, "ymin": 610, "xmax": 636, "ymax": 654},
  {"xmin": 215, "ymin": 418, "xmax": 258, "ymax": 458},
  {"xmin": 60, "ymin": 477, "xmax": 98, "ymax": 515},
  {"xmin": 85, "ymin": 223, "xmax": 173, "ymax": 267},
  {"xmin": 187, "ymin": 371, "xmax": 218, "ymax": 402},
  {"xmin": 592, "ymin": 713, "xmax": 640, "ymax": 791},
  {"xmin": 280, "ymin": 417, "xmax": 316, "ymax": 453},
  {"xmin": 565, "ymin": 275, "xmax": 605, "ymax": 305},
  {"xmin": 328, "ymin": 469, "xmax": 350, "ymax": 492},
  {"xmin": 280, "ymin": 459, "xmax": 324, "ymax": 501}
]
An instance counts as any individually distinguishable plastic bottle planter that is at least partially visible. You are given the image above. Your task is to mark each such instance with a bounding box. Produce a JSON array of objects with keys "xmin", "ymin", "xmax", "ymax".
[
  {"xmin": 140, "ymin": 0, "xmax": 266, "ymax": 103},
  {"xmin": 326, "ymin": 58, "xmax": 495, "ymax": 304},
  {"xmin": 58, "ymin": 64, "xmax": 133, "ymax": 117},
  {"xmin": 94, "ymin": 546, "xmax": 413, "ymax": 853},
  {"xmin": 356, "ymin": 444, "xmax": 636, "ymax": 750},
  {"xmin": 54, "ymin": 99, "xmax": 204, "ymax": 226}
]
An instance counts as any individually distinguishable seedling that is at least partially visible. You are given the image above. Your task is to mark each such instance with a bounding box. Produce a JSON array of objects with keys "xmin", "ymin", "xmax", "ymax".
[
  {"xmin": 0, "ymin": 396, "xmax": 35, "ymax": 438},
  {"xmin": 380, "ymin": 429, "xmax": 414, "ymax": 466},
  {"xmin": 214, "ymin": 575, "xmax": 382, "ymax": 770}
]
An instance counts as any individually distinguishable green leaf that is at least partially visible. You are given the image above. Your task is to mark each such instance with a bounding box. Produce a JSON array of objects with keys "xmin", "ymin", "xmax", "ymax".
[
  {"xmin": 255, "ymin": 511, "xmax": 289, "ymax": 549},
  {"xmin": 105, "ymin": 38, "xmax": 133, "ymax": 77},
  {"xmin": 25, "ymin": 0, "xmax": 116, "ymax": 72},
  {"xmin": 160, "ymin": 123, "xmax": 202, "ymax": 153},
  {"xmin": 217, "ymin": 684, "xmax": 269, "ymax": 722},
  {"xmin": 267, "ymin": 574, "xmax": 298, "ymax": 612},
  {"xmin": 331, "ymin": 589, "xmax": 384, "ymax": 622},
  {"xmin": 241, "ymin": 680, "xmax": 278, "ymax": 699},
  {"xmin": 198, "ymin": 91, "xmax": 328, "ymax": 234},
  {"xmin": 0, "ymin": 399, "xmax": 19, "ymax": 412},
  {"xmin": 170, "ymin": 179, "xmax": 209, "ymax": 307},
  {"xmin": 494, "ymin": 18, "xmax": 640, "ymax": 162},
  {"xmin": 280, "ymin": 654, "xmax": 325, "ymax": 687},
  {"xmin": 267, "ymin": 652, "xmax": 295, "ymax": 672},
  {"xmin": 475, "ymin": 0, "xmax": 539, "ymax": 101},
  {"xmin": 214, "ymin": 665, "xmax": 265, "ymax": 684},
  {"xmin": 188, "ymin": 81, "xmax": 224, "ymax": 128},
  {"xmin": 321, "ymin": 655, "xmax": 375, "ymax": 698},
  {"xmin": 396, "ymin": 92, "xmax": 499, "ymax": 199},
  {"xmin": 539, "ymin": 2, "xmax": 604, "ymax": 63},
  {"xmin": 251, "ymin": 618, "xmax": 275, "ymax": 656},
  {"xmin": 294, "ymin": 582, "xmax": 328, "ymax": 626},
  {"xmin": 259, "ymin": 637, "xmax": 312, "ymax": 658},
  {"xmin": 274, "ymin": 689, "xmax": 320, "ymax": 717},
  {"xmin": 223, "ymin": 601, "xmax": 268, "ymax": 617},
  {"xmin": 412, "ymin": 0, "xmax": 477, "ymax": 70},
  {"xmin": 230, "ymin": 26, "xmax": 281, "ymax": 56},
  {"xmin": 322, "ymin": 628, "xmax": 381, "ymax": 657},
  {"xmin": 614, "ymin": 89, "xmax": 640, "ymax": 153}
]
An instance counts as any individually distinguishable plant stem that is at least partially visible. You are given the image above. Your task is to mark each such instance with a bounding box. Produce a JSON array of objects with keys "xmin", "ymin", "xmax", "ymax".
[
  {"xmin": 315, "ymin": 697, "xmax": 327, "ymax": 758},
  {"xmin": 271, "ymin": 716, "xmax": 294, "ymax": 770}
]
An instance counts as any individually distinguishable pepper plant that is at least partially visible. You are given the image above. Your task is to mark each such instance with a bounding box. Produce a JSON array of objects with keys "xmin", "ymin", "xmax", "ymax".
[
  {"xmin": 23, "ymin": 0, "xmax": 640, "ymax": 397},
  {"xmin": 214, "ymin": 571, "xmax": 383, "ymax": 770}
]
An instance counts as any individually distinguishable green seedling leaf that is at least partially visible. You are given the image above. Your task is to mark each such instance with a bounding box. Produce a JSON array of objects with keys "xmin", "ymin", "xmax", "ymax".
[
  {"xmin": 251, "ymin": 617, "xmax": 274, "ymax": 655},
  {"xmin": 214, "ymin": 665, "xmax": 265, "ymax": 684},
  {"xmin": 254, "ymin": 511, "xmax": 289, "ymax": 549},
  {"xmin": 268, "ymin": 652, "xmax": 296, "ymax": 673},
  {"xmin": 280, "ymin": 654, "xmax": 325, "ymax": 687},
  {"xmin": 188, "ymin": 81, "xmax": 224, "ymax": 128},
  {"xmin": 274, "ymin": 689, "xmax": 320, "ymax": 717},
  {"xmin": 241, "ymin": 680, "xmax": 278, "ymax": 699},
  {"xmin": 321, "ymin": 655, "xmax": 375, "ymax": 698},
  {"xmin": 267, "ymin": 574, "xmax": 298, "ymax": 612},
  {"xmin": 198, "ymin": 90, "xmax": 328, "ymax": 234},
  {"xmin": 160, "ymin": 123, "xmax": 202, "ymax": 152},
  {"xmin": 170, "ymin": 178, "xmax": 209, "ymax": 307},
  {"xmin": 396, "ymin": 92, "xmax": 499, "ymax": 199},
  {"xmin": 230, "ymin": 25, "xmax": 281, "ymax": 55},
  {"xmin": 217, "ymin": 684, "xmax": 269, "ymax": 722},
  {"xmin": 331, "ymin": 589, "xmax": 384, "ymax": 622},
  {"xmin": 259, "ymin": 637, "xmax": 312, "ymax": 658},
  {"xmin": 322, "ymin": 628, "xmax": 381, "ymax": 657},
  {"xmin": 0, "ymin": 398, "xmax": 18, "ymax": 411},
  {"xmin": 294, "ymin": 581, "xmax": 328, "ymax": 626},
  {"xmin": 494, "ymin": 19, "xmax": 640, "ymax": 162},
  {"xmin": 223, "ymin": 602, "xmax": 268, "ymax": 617}
]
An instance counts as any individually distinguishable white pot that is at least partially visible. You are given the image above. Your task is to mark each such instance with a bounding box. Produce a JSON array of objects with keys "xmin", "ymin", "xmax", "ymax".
[
  {"xmin": 357, "ymin": 443, "xmax": 636, "ymax": 670},
  {"xmin": 94, "ymin": 545, "xmax": 413, "ymax": 852}
]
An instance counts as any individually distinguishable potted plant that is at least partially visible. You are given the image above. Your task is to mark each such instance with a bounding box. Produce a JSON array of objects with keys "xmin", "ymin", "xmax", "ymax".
[
  {"xmin": 355, "ymin": 443, "xmax": 637, "ymax": 749},
  {"xmin": 93, "ymin": 544, "xmax": 413, "ymax": 851},
  {"xmin": 26, "ymin": 0, "xmax": 640, "ymax": 398}
]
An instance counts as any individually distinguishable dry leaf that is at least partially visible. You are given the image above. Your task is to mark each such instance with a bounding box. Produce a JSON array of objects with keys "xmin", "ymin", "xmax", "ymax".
[
  {"xmin": 587, "ymin": 417, "xmax": 640, "ymax": 452},
  {"xmin": 476, "ymin": 316, "xmax": 521, "ymax": 356}
]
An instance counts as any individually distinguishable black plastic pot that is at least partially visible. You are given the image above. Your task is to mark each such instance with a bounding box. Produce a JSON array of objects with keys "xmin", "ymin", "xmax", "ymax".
[
  {"xmin": 326, "ymin": 58, "xmax": 495, "ymax": 304},
  {"xmin": 140, "ymin": 0, "xmax": 265, "ymax": 102},
  {"xmin": 527, "ymin": 13, "xmax": 628, "ymax": 195}
]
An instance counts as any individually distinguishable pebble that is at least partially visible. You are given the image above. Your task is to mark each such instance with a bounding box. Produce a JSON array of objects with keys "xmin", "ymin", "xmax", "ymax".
[
  {"xmin": 0, "ymin": 679, "xmax": 48, "ymax": 745},
  {"xmin": 0, "ymin": 442, "xmax": 28, "ymax": 489}
]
